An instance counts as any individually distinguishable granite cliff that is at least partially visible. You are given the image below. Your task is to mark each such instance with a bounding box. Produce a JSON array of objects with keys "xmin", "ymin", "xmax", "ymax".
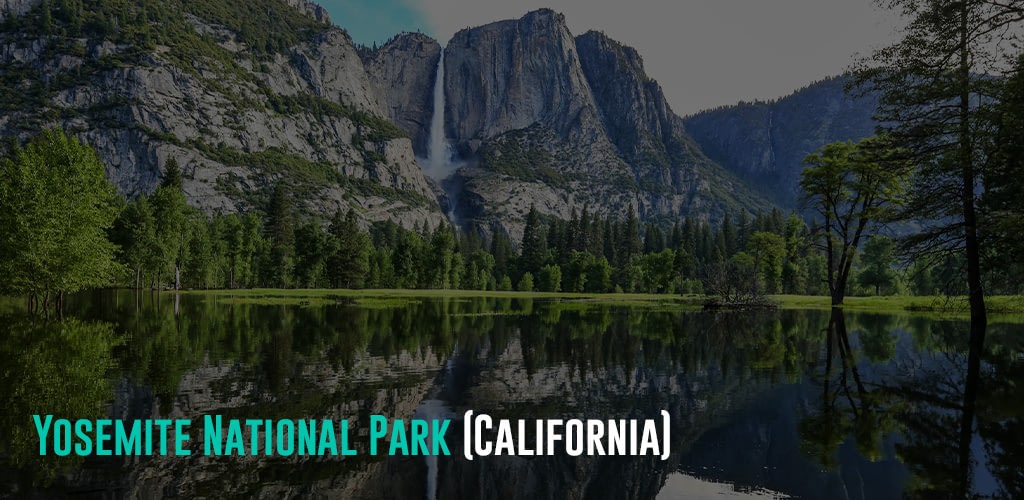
[
  {"xmin": 0, "ymin": 0, "xmax": 448, "ymax": 227},
  {"xmin": 360, "ymin": 32, "xmax": 441, "ymax": 157},
  {"xmin": 364, "ymin": 10, "xmax": 771, "ymax": 239}
]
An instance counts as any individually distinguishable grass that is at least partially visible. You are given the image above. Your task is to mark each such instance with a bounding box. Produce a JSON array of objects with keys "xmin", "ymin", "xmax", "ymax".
[
  {"xmin": 206, "ymin": 295, "xmax": 339, "ymax": 307},
  {"xmin": 771, "ymin": 294, "xmax": 1024, "ymax": 319},
  {"xmin": 186, "ymin": 289, "xmax": 1024, "ymax": 317},
  {"xmin": 188, "ymin": 288, "xmax": 706, "ymax": 308}
]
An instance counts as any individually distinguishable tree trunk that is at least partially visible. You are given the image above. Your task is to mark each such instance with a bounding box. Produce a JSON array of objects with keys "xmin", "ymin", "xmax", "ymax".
[
  {"xmin": 831, "ymin": 273, "xmax": 847, "ymax": 306},
  {"xmin": 957, "ymin": 7, "xmax": 987, "ymax": 491},
  {"xmin": 959, "ymin": 2, "xmax": 987, "ymax": 330}
]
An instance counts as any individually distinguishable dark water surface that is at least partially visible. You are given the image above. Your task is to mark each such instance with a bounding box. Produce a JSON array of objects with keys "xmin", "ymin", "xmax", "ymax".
[{"xmin": 1, "ymin": 291, "xmax": 1022, "ymax": 499}]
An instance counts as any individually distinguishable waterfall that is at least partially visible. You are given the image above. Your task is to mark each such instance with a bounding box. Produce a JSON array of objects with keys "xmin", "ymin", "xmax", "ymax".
[
  {"xmin": 423, "ymin": 49, "xmax": 453, "ymax": 179},
  {"xmin": 420, "ymin": 47, "xmax": 461, "ymax": 225},
  {"xmin": 428, "ymin": 48, "xmax": 452, "ymax": 173}
]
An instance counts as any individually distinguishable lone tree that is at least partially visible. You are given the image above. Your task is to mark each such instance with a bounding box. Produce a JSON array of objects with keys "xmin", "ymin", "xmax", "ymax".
[
  {"xmin": 800, "ymin": 137, "xmax": 906, "ymax": 305},
  {"xmin": 0, "ymin": 129, "xmax": 121, "ymax": 313}
]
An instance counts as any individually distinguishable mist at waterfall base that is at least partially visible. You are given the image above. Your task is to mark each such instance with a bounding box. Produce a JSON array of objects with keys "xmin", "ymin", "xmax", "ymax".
[{"xmin": 417, "ymin": 48, "xmax": 463, "ymax": 225}]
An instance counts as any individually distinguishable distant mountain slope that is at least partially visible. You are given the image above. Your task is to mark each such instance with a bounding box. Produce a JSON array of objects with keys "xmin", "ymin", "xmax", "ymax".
[
  {"xmin": 0, "ymin": 0, "xmax": 447, "ymax": 226},
  {"xmin": 683, "ymin": 76, "xmax": 879, "ymax": 207}
]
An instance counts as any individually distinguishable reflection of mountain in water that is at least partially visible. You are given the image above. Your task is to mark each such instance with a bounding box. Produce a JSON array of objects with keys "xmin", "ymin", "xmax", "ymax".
[{"xmin": 1, "ymin": 294, "xmax": 1021, "ymax": 499}]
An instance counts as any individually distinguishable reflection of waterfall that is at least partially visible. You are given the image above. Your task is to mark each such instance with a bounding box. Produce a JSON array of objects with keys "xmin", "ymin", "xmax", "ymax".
[
  {"xmin": 415, "ymin": 356, "xmax": 458, "ymax": 500},
  {"xmin": 418, "ymin": 48, "xmax": 462, "ymax": 225},
  {"xmin": 416, "ymin": 399, "xmax": 449, "ymax": 500}
]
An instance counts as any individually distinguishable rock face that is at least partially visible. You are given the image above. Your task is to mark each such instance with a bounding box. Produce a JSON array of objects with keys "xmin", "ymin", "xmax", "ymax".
[
  {"xmin": 361, "ymin": 33, "xmax": 441, "ymax": 157},
  {"xmin": 0, "ymin": 0, "xmax": 37, "ymax": 21},
  {"xmin": 445, "ymin": 10, "xmax": 606, "ymax": 153},
  {"xmin": 0, "ymin": 0, "xmax": 448, "ymax": 228},
  {"xmin": 372, "ymin": 9, "xmax": 771, "ymax": 239},
  {"xmin": 575, "ymin": 31, "xmax": 676, "ymax": 166},
  {"xmin": 683, "ymin": 76, "xmax": 878, "ymax": 207},
  {"xmin": 284, "ymin": 0, "xmax": 331, "ymax": 24},
  {"xmin": 574, "ymin": 30, "xmax": 756, "ymax": 217}
]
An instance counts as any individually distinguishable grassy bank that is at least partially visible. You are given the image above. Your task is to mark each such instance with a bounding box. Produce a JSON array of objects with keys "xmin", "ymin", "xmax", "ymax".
[
  {"xmin": 771, "ymin": 294, "xmax": 1024, "ymax": 315},
  {"xmin": 189, "ymin": 288, "xmax": 703, "ymax": 308},
  {"xmin": 184, "ymin": 288, "xmax": 1024, "ymax": 315}
]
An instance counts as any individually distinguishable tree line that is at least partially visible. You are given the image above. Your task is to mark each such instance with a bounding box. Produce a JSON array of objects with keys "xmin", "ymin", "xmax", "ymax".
[
  {"xmin": 6, "ymin": 128, "xmax": 1012, "ymax": 314},
  {"xmin": 77, "ymin": 157, "xmax": 976, "ymax": 298}
]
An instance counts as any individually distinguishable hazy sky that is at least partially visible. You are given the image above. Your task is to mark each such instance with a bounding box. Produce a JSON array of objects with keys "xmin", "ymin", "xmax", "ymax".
[{"xmin": 320, "ymin": 0, "xmax": 903, "ymax": 116}]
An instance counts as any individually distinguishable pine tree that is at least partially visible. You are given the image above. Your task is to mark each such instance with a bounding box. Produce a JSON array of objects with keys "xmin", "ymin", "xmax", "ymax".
[
  {"xmin": 491, "ymin": 229, "xmax": 512, "ymax": 282},
  {"xmin": 520, "ymin": 204, "xmax": 546, "ymax": 275},
  {"xmin": 427, "ymin": 224, "xmax": 456, "ymax": 288},
  {"xmin": 265, "ymin": 184, "xmax": 295, "ymax": 288},
  {"xmin": 294, "ymin": 222, "xmax": 335, "ymax": 288},
  {"xmin": 615, "ymin": 207, "xmax": 641, "ymax": 268},
  {"xmin": 160, "ymin": 158, "xmax": 183, "ymax": 189},
  {"xmin": 329, "ymin": 209, "xmax": 370, "ymax": 288},
  {"xmin": 721, "ymin": 213, "xmax": 736, "ymax": 255}
]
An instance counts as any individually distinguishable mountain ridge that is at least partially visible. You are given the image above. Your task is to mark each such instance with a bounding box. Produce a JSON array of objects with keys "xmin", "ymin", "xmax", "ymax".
[{"xmin": 0, "ymin": 1, "xmax": 879, "ymax": 242}]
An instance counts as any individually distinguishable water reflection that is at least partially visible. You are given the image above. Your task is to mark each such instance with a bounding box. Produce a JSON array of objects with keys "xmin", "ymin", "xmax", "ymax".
[
  {"xmin": 0, "ymin": 291, "xmax": 1020, "ymax": 499},
  {"xmin": 0, "ymin": 315, "xmax": 119, "ymax": 487}
]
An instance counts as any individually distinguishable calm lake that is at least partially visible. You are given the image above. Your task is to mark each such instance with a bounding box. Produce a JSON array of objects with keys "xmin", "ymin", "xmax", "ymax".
[{"xmin": 1, "ymin": 291, "xmax": 1022, "ymax": 499}]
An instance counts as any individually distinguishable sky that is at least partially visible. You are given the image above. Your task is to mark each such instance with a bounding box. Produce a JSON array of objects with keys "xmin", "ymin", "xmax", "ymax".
[{"xmin": 319, "ymin": 0, "xmax": 903, "ymax": 116}]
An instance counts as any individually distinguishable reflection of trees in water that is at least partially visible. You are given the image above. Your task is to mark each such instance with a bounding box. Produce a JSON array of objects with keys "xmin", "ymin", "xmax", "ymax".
[
  {"xmin": 66, "ymin": 294, "xmax": 833, "ymax": 408},
  {"xmin": 798, "ymin": 308, "xmax": 1024, "ymax": 499},
  {"xmin": 978, "ymin": 328, "xmax": 1024, "ymax": 500},
  {"xmin": 800, "ymin": 309, "xmax": 898, "ymax": 469},
  {"xmin": 0, "ymin": 315, "xmax": 118, "ymax": 483},
  {"xmin": 7, "ymin": 293, "xmax": 842, "ymax": 498},
  {"xmin": 6, "ymin": 293, "xmax": 1023, "ymax": 498}
]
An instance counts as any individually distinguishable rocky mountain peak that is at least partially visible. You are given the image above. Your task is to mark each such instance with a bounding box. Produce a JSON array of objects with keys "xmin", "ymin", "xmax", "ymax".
[
  {"xmin": 361, "ymin": 32, "xmax": 441, "ymax": 157},
  {"xmin": 445, "ymin": 8, "xmax": 604, "ymax": 155},
  {"xmin": 575, "ymin": 30, "xmax": 677, "ymax": 161},
  {"xmin": 283, "ymin": 0, "xmax": 331, "ymax": 25},
  {"xmin": 576, "ymin": 31, "xmax": 645, "ymax": 76}
]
